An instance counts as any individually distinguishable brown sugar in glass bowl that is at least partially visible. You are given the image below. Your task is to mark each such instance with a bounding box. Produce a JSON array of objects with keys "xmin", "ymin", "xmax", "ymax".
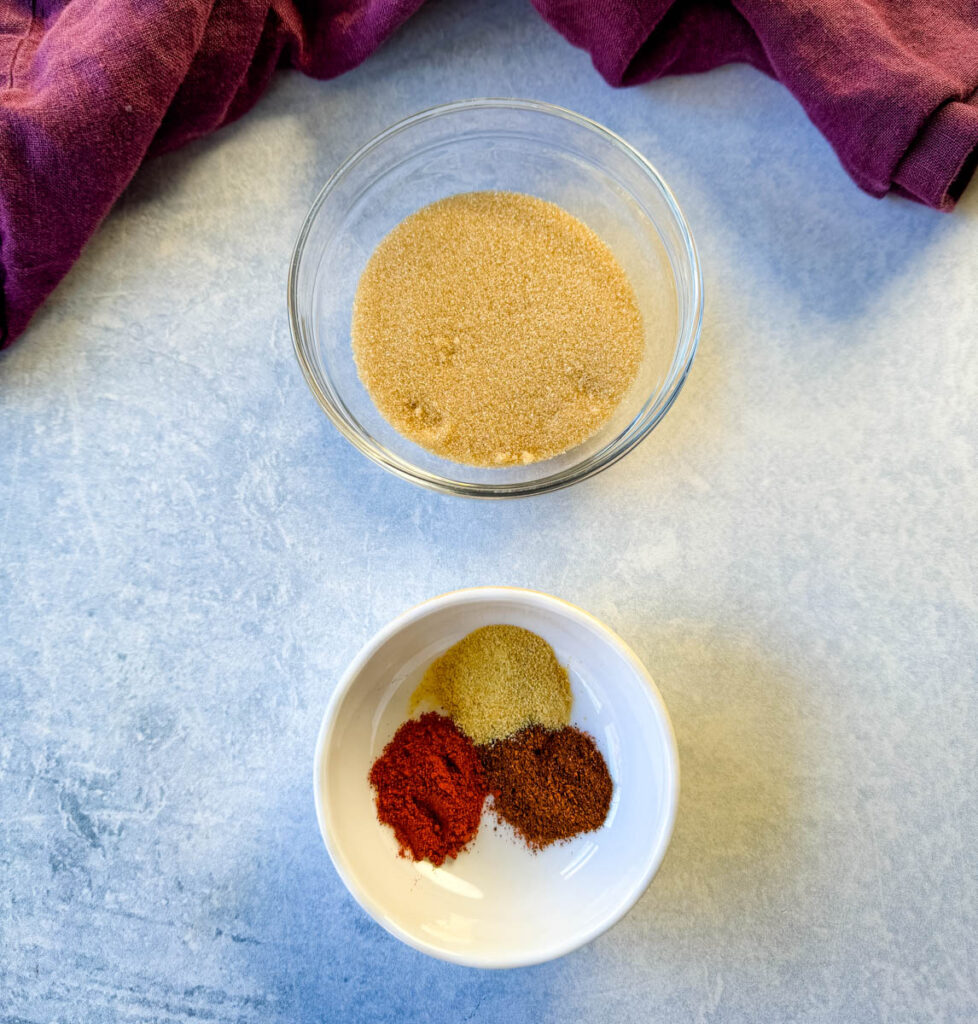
[
  {"xmin": 352, "ymin": 191, "xmax": 644, "ymax": 467},
  {"xmin": 289, "ymin": 99, "xmax": 703, "ymax": 498}
]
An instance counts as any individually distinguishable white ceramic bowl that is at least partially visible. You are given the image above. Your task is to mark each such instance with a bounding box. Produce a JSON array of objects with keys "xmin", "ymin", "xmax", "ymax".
[{"xmin": 313, "ymin": 588, "xmax": 679, "ymax": 967}]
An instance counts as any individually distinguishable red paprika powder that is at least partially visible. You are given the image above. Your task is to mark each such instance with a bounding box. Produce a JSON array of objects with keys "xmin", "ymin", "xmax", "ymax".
[{"xmin": 368, "ymin": 711, "xmax": 487, "ymax": 865}]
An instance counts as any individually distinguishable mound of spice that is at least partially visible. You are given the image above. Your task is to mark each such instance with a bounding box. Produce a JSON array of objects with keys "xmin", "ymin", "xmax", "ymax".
[
  {"xmin": 478, "ymin": 725, "xmax": 613, "ymax": 849},
  {"xmin": 410, "ymin": 625, "xmax": 572, "ymax": 744},
  {"xmin": 368, "ymin": 712, "xmax": 487, "ymax": 866},
  {"xmin": 352, "ymin": 190, "xmax": 644, "ymax": 466}
]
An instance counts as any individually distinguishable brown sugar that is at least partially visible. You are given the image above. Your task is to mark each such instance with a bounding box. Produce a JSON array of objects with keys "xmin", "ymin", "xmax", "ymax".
[{"xmin": 351, "ymin": 191, "xmax": 644, "ymax": 466}]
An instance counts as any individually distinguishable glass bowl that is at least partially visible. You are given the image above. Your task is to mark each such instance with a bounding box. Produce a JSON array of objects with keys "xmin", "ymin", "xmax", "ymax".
[{"xmin": 288, "ymin": 98, "xmax": 702, "ymax": 498}]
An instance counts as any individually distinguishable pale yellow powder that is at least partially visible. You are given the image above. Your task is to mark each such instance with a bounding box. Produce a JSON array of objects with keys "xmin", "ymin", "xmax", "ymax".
[
  {"xmin": 410, "ymin": 625, "xmax": 572, "ymax": 745},
  {"xmin": 351, "ymin": 191, "xmax": 644, "ymax": 467}
]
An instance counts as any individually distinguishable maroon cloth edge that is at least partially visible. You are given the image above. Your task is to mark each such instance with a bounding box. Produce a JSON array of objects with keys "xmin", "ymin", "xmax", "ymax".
[
  {"xmin": 533, "ymin": 0, "xmax": 978, "ymax": 204},
  {"xmin": 1, "ymin": 0, "xmax": 977, "ymax": 348}
]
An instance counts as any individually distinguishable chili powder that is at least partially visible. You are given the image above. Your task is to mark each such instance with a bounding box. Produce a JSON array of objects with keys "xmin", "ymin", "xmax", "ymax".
[
  {"xmin": 368, "ymin": 711, "xmax": 487, "ymax": 865},
  {"xmin": 478, "ymin": 725, "xmax": 613, "ymax": 849}
]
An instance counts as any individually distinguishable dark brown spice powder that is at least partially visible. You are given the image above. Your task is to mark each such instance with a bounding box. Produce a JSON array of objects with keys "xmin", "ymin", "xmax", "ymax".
[{"xmin": 478, "ymin": 725, "xmax": 613, "ymax": 849}]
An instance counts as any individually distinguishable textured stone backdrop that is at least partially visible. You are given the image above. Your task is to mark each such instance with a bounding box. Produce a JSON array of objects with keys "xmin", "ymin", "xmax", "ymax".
[{"xmin": 1, "ymin": 0, "xmax": 976, "ymax": 1020}]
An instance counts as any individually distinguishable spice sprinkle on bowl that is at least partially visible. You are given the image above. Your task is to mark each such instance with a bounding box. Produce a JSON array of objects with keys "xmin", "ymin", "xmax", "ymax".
[{"xmin": 373, "ymin": 625, "xmax": 612, "ymax": 864}]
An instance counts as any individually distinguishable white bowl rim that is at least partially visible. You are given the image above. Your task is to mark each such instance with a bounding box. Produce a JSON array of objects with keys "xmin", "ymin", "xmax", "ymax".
[{"xmin": 312, "ymin": 586, "xmax": 681, "ymax": 968}]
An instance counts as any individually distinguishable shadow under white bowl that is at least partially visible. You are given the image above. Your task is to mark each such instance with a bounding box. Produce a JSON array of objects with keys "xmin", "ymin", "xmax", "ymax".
[{"xmin": 313, "ymin": 588, "xmax": 680, "ymax": 967}]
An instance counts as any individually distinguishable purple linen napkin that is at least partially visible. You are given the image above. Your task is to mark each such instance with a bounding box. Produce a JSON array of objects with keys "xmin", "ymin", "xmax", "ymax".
[
  {"xmin": 533, "ymin": 0, "xmax": 978, "ymax": 208},
  {"xmin": 1, "ymin": 0, "xmax": 976, "ymax": 348}
]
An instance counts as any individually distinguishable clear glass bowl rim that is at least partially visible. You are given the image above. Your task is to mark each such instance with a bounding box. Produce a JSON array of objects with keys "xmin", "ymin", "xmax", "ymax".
[{"xmin": 288, "ymin": 97, "xmax": 704, "ymax": 499}]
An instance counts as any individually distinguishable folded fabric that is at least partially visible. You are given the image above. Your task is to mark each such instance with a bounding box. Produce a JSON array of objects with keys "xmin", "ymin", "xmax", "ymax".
[
  {"xmin": 533, "ymin": 0, "xmax": 978, "ymax": 208},
  {"xmin": 1, "ymin": 1, "xmax": 976, "ymax": 349}
]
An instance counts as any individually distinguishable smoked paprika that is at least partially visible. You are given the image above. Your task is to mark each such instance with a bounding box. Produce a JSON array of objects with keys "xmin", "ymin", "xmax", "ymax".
[{"xmin": 368, "ymin": 712, "xmax": 487, "ymax": 865}]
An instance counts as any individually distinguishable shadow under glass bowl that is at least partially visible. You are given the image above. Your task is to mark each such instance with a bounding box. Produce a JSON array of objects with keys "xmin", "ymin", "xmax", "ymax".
[{"xmin": 288, "ymin": 98, "xmax": 703, "ymax": 499}]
